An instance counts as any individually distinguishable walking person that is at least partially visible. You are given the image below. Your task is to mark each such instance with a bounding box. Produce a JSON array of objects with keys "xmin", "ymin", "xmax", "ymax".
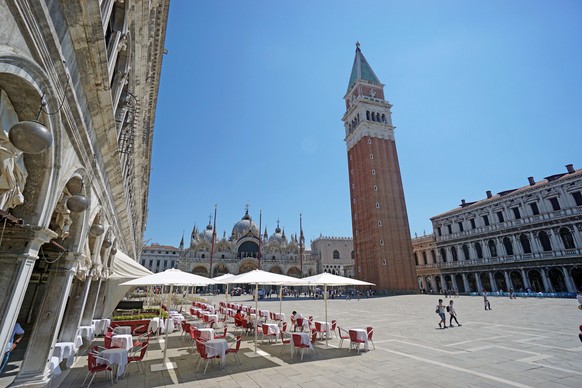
[
  {"xmin": 448, "ymin": 301, "xmax": 461, "ymax": 327},
  {"xmin": 483, "ymin": 289, "xmax": 492, "ymax": 310},
  {"xmin": 436, "ymin": 299, "xmax": 447, "ymax": 329},
  {"xmin": 1, "ymin": 322, "xmax": 24, "ymax": 374}
]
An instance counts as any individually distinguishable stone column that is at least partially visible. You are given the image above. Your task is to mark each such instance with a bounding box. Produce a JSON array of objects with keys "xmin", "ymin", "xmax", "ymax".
[
  {"xmin": 81, "ymin": 279, "xmax": 102, "ymax": 325},
  {"xmin": 462, "ymin": 273, "xmax": 470, "ymax": 293},
  {"xmin": 93, "ymin": 279, "xmax": 109, "ymax": 319},
  {"xmin": 521, "ymin": 269, "xmax": 531, "ymax": 290},
  {"xmin": 488, "ymin": 272, "xmax": 497, "ymax": 292},
  {"xmin": 11, "ymin": 252, "xmax": 79, "ymax": 388},
  {"xmin": 58, "ymin": 276, "xmax": 92, "ymax": 343},
  {"xmin": 0, "ymin": 227, "xmax": 56, "ymax": 364},
  {"xmin": 504, "ymin": 271, "xmax": 513, "ymax": 291},
  {"xmin": 540, "ymin": 268, "xmax": 551, "ymax": 292},
  {"xmin": 475, "ymin": 273, "xmax": 483, "ymax": 292},
  {"xmin": 561, "ymin": 267, "xmax": 576, "ymax": 293}
]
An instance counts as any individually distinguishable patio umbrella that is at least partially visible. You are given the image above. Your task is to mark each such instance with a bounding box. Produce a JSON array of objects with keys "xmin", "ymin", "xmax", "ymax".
[
  {"xmin": 300, "ymin": 272, "xmax": 375, "ymax": 347},
  {"xmin": 212, "ymin": 273, "xmax": 235, "ymax": 303},
  {"xmin": 223, "ymin": 270, "xmax": 303, "ymax": 355},
  {"xmin": 121, "ymin": 268, "xmax": 216, "ymax": 371}
]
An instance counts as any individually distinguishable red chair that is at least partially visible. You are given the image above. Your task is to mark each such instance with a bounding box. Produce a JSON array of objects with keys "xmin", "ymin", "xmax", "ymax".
[
  {"xmin": 349, "ymin": 330, "xmax": 366, "ymax": 354},
  {"xmin": 281, "ymin": 322, "xmax": 288, "ymax": 333},
  {"xmin": 279, "ymin": 331, "xmax": 291, "ymax": 354},
  {"xmin": 195, "ymin": 339, "xmax": 220, "ymax": 374},
  {"xmin": 214, "ymin": 326, "xmax": 228, "ymax": 340},
  {"xmin": 314, "ymin": 322, "xmax": 327, "ymax": 340},
  {"xmin": 104, "ymin": 332, "xmax": 113, "ymax": 349},
  {"xmin": 124, "ymin": 343, "xmax": 148, "ymax": 376},
  {"xmin": 234, "ymin": 317, "xmax": 246, "ymax": 336},
  {"xmin": 82, "ymin": 351, "xmax": 112, "ymax": 387},
  {"xmin": 366, "ymin": 326, "xmax": 375, "ymax": 350},
  {"xmin": 132, "ymin": 324, "xmax": 147, "ymax": 335},
  {"xmin": 189, "ymin": 326, "xmax": 202, "ymax": 351},
  {"xmin": 308, "ymin": 316, "xmax": 314, "ymax": 329},
  {"xmin": 337, "ymin": 327, "xmax": 350, "ymax": 349},
  {"xmin": 295, "ymin": 318, "xmax": 304, "ymax": 332},
  {"xmin": 291, "ymin": 333, "xmax": 312, "ymax": 360},
  {"xmin": 133, "ymin": 330, "xmax": 152, "ymax": 348},
  {"xmin": 262, "ymin": 324, "xmax": 277, "ymax": 344},
  {"xmin": 226, "ymin": 335, "xmax": 242, "ymax": 365},
  {"xmin": 181, "ymin": 321, "xmax": 191, "ymax": 340},
  {"xmin": 330, "ymin": 320, "xmax": 337, "ymax": 338},
  {"xmin": 310, "ymin": 330, "xmax": 318, "ymax": 355}
]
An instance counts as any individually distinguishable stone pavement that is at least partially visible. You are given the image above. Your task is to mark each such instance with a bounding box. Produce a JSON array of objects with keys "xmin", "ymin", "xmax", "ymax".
[{"xmin": 3, "ymin": 293, "xmax": 581, "ymax": 387}]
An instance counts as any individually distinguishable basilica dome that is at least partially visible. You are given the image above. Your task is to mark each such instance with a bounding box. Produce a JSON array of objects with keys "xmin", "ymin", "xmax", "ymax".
[
  {"xmin": 231, "ymin": 210, "xmax": 259, "ymax": 238},
  {"xmin": 269, "ymin": 225, "xmax": 286, "ymax": 244},
  {"xmin": 201, "ymin": 223, "xmax": 214, "ymax": 241}
]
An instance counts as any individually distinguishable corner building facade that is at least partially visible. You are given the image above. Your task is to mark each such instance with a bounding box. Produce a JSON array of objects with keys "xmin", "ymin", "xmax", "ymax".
[{"xmin": 342, "ymin": 45, "xmax": 417, "ymax": 292}]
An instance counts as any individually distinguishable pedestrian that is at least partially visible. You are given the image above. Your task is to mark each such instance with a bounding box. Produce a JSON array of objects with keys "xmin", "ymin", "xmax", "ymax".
[
  {"xmin": 577, "ymin": 289, "xmax": 582, "ymax": 310},
  {"xmin": 509, "ymin": 288, "xmax": 515, "ymax": 299},
  {"xmin": 436, "ymin": 299, "xmax": 447, "ymax": 329},
  {"xmin": 1, "ymin": 322, "xmax": 24, "ymax": 374},
  {"xmin": 448, "ymin": 300, "xmax": 461, "ymax": 327},
  {"xmin": 483, "ymin": 289, "xmax": 492, "ymax": 310}
]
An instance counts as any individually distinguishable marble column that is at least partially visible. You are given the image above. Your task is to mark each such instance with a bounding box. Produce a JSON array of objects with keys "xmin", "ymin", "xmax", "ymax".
[
  {"xmin": 59, "ymin": 276, "xmax": 92, "ymax": 344},
  {"xmin": 81, "ymin": 279, "xmax": 102, "ymax": 326},
  {"xmin": 561, "ymin": 267, "xmax": 576, "ymax": 293},
  {"xmin": 0, "ymin": 227, "xmax": 56, "ymax": 364},
  {"xmin": 93, "ymin": 278, "xmax": 109, "ymax": 319},
  {"xmin": 462, "ymin": 273, "xmax": 470, "ymax": 293},
  {"xmin": 521, "ymin": 269, "xmax": 531, "ymax": 290},
  {"xmin": 540, "ymin": 268, "xmax": 551, "ymax": 292},
  {"xmin": 475, "ymin": 273, "xmax": 483, "ymax": 292},
  {"xmin": 488, "ymin": 272, "xmax": 497, "ymax": 292},
  {"xmin": 11, "ymin": 252, "xmax": 80, "ymax": 388},
  {"xmin": 504, "ymin": 271, "xmax": 513, "ymax": 291}
]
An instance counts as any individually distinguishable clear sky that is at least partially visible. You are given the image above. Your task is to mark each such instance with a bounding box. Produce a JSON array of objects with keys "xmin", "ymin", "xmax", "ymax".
[{"xmin": 145, "ymin": 0, "xmax": 582, "ymax": 248}]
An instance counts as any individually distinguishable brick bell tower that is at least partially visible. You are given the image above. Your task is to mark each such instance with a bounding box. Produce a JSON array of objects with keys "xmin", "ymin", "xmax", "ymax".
[{"xmin": 342, "ymin": 43, "xmax": 417, "ymax": 292}]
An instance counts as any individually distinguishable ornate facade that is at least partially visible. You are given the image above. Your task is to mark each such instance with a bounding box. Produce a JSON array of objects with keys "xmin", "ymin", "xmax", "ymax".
[
  {"xmin": 0, "ymin": 1, "xmax": 168, "ymax": 386},
  {"xmin": 177, "ymin": 209, "xmax": 316, "ymax": 278},
  {"xmin": 342, "ymin": 44, "xmax": 417, "ymax": 292},
  {"xmin": 310, "ymin": 236, "xmax": 354, "ymax": 277},
  {"xmin": 412, "ymin": 164, "xmax": 582, "ymax": 294}
]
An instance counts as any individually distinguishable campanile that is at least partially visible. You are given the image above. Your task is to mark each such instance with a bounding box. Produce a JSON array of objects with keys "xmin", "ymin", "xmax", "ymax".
[{"xmin": 342, "ymin": 43, "xmax": 417, "ymax": 292}]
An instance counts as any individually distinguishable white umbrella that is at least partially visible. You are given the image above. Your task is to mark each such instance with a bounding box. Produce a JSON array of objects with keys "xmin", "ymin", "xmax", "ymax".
[
  {"xmin": 300, "ymin": 272, "xmax": 375, "ymax": 347},
  {"xmin": 223, "ymin": 270, "xmax": 303, "ymax": 355},
  {"xmin": 120, "ymin": 268, "xmax": 216, "ymax": 371},
  {"xmin": 212, "ymin": 273, "xmax": 236, "ymax": 303}
]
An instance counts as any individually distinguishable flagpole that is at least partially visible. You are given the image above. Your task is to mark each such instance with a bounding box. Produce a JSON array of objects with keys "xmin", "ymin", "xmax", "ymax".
[
  {"xmin": 258, "ymin": 210, "xmax": 262, "ymax": 270},
  {"xmin": 209, "ymin": 204, "xmax": 217, "ymax": 279},
  {"xmin": 299, "ymin": 213, "xmax": 304, "ymax": 277}
]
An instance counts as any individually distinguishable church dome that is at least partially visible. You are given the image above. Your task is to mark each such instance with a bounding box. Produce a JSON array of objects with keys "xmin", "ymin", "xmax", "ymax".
[
  {"xmin": 231, "ymin": 210, "xmax": 259, "ymax": 238},
  {"xmin": 201, "ymin": 223, "xmax": 214, "ymax": 241},
  {"xmin": 269, "ymin": 224, "xmax": 286, "ymax": 244}
]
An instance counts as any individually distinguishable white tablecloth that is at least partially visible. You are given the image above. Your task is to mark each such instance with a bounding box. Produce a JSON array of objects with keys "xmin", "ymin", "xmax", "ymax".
[
  {"xmin": 92, "ymin": 319, "xmax": 111, "ymax": 336},
  {"xmin": 273, "ymin": 312, "xmax": 285, "ymax": 321},
  {"xmin": 291, "ymin": 332, "xmax": 313, "ymax": 356},
  {"xmin": 263, "ymin": 323, "xmax": 280, "ymax": 342},
  {"xmin": 198, "ymin": 328, "xmax": 214, "ymax": 341},
  {"xmin": 350, "ymin": 329, "xmax": 369, "ymax": 351},
  {"xmin": 99, "ymin": 348, "xmax": 128, "ymax": 378},
  {"xmin": 111, "ymin": 334, "xmax": 133, "ymax": 351},
  {"xmin": 53, "ymin": 342, "xmax": 77, "ymax": 368},
  {"xmin": 113, "ymin": 326, "xmax": 132, "ymax": 335},
  {"xmin": 314, "ymin": 321, "xmax": 330, "ymax": 338},
  {"xmin": 148, "ymin": 317, "xmax": 162, "ymax": 333},
  {"xmin": 259, "ymin": 309, "xmax": 270, "ymax": 319},
  {"xmin": 78, "ymin": 325, "xmax": 95, "ymax": 342},
  {"xmin": 206, "ymin": 339, "xmax": 228, "ymax": 368}
]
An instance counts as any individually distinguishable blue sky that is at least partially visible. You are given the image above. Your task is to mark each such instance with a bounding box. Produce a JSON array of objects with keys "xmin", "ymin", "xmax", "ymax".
[{"xmin": 146, "ymin": 0, "xmax": 582, "ymax": 247}]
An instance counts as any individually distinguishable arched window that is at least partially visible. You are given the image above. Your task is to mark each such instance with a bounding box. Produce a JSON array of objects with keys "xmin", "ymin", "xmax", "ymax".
[
  {"xmin": 376, "ymin": 112, "xmax": 380, "ymax": 121},
  {"xmin": 462, "ymin": 244, "xmax": 470, "ymax": 260},
  {"xmin": 333, "ymin": 250, "xmax": 340, "ymax": 259},
  {"xmin": 440, "ymin": 248, "xmax": 447, "ymax": 262},
  {"xmin": 366, "ymin": 111, "xmax": 370, "ymax": 120},
  {"xmin": 422, "ymin": 251, "xmax": 428, "ymax": 265},
  {"xmin": 414, "ymin": 253, "xmax": 419, "ymax": 266},
  {"xmin": 559, "ymin": 227, "xmax": 576, "ymax": 249},
  {"xmin": 381, "ymin": 114, "xmax": 386, "ymax": 123},
  {"xmin": 431, "ymin": 250, "xmax": 437, "ymax": 263},
  {"xmin": 451, "ymin": 246, "xmax": 458, "ymax": 261},
  {"xmin": 520, "ymin": 233, "xmax": 532, "ymax": 254},
  {"xmin": 488, "ymin": 239, "xmax": 497, "ymax": 257},
  {"xmin": 538, "ymin": 231, "xmax": 552, "ymax": 251},
  {"xmin": 503, "ymin": 237, "xmax": 514, "ymax": 255},
  {"xmin": 475, "ymin": 242, "xmax": 483, "ymax": 259}
]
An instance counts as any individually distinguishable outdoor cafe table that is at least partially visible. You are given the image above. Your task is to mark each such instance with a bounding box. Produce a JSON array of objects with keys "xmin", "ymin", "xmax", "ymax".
[
  {"xmin": 113, "ymin": 326, "xmax": 132, "ymax": 335},
  {"xmin": 198, "ymin": 328, "xmax": 214, "ymax": 341},
  {"xmin": 314, "ymin": 321, "xmax": 331, "ymax": 339},
  {"xmin": 290, "ymin": 332, "xmax": 313, "ymax": 357},
  {"xmin": 205, "ymin": 339, "xmax": 228, "ymax": 368},
  {"xmin": 148, "ymin": 317, "xmax": 162, "ymax": 333},
  {"xmin": 263, "ymin": 323, "xmax": 280, "ymax": 342},
  {"xmin": 78, "ymin": 325, "xmax": 95, "ymax": 342},
  {"xmin": 111, "ymin": 334, "xmax": 133, "ymax": 351},
  {"xmin": 52, "ymin": 342, "xmax": 77, "ymax": 368},
  {"xmin": 273, "ymin": 312, "xmax": 285, "ymax": 322},
  {"xmin": 349, "ymin": 328, "xmax": 369, "ymax": 351},
  {"xmin": 98, "ymin": 348, "xmax": 128, "ymax": 379},
  {"xmin": 259, "ymin": 309, "xmax": 269, "ymax": 319},
  {"xmin": 92, "ymin": 318, "xmax": 110, "ymax": 336}
]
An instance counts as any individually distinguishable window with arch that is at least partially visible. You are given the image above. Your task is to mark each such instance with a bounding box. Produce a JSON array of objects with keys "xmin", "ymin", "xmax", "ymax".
[
  {"xmin": 451, "ymin": 246, "xmax": 458, "ymax": 261},
  {"xmin": 351, "ymin": 251, "xmax": 354, "ymax": 260},
  {"xmin": 559, "ymin": 227, "xmax": 576, "ymax": 249},
  {"xmin": 333, "ymin": 250, "xmax": 340, "ymax": 259},
  {"xmin": 503, "ymin": 237, "xmax": 514, "ymax": 255},
  {"xmin": 366, "ymin": 111, "xmax": 370, "ymax": 120},
  {"xmin": 440, "ymin": 247, "xmax": 447, "ymax": 262},
  {"xmin": 368, "ymin": 138, "xmax": 372, "ymax": 144},
  {"xmin": 431, "ymin": 250, "xmax": 436, "ymax": 263},
  {"xmin": 520, "ymin": 233, "xmax": 532, "ymax": 254},
  {"xmin": 462, "ymin": 244, "xmax": 470, "ymax": 260},
  {"xmin": 382, "ymin": 258, "xmax": 387, "ymax": 266},
  {"xmin": 488, "ymin": 239, "xmax": 497, "ymax": 257},
  {"xmin": 422, "ymin": 251, "xmax": 428, "ymax": 265},
  {"xmin": 414, "ymin": 253, "xmax": 419, "ymax": 266},
  {"xmin": 475, "ymin": 242, "xmax": 483, "ymax": 259},
  {"xmin": 538, "ymin": 231, "xmax": 552, "ymax": 251},
  {"xmin": 373, "ymin": 185, "xmax": 378, "ymax": 191},
  {"xmin": 381, "ymin": 113, "xmax": 386, "ymax": 123},
  {"xmin": 370, "ymin": 154, "xmax": 374, "ymax": 159}
]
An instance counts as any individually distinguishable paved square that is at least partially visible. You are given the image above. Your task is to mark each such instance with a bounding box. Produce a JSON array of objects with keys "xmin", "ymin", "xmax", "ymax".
[{"xmin": 14, "ymin": 294, "xmax": 582, "ymax": 387}]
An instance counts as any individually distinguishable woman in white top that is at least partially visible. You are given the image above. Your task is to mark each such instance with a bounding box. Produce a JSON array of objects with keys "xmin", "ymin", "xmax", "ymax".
[{"xmin": 448, "ymin": 301, "xmax": 461, "ymax": 327}]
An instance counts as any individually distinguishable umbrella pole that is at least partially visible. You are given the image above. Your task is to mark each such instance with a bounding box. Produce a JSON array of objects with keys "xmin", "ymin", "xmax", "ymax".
[
  {"xmin": 163, "ymin": 284, "xmax": 173, "ymax": 364},
  {"xmin": 325, "ymin": 284, "xmax": 329, "ymax": 347},
  {"xmin": 254, "ymin": 284, "xmax": 258, "ymax": 354},
  {"xmin": 279, "ymin": 285, "xmax": 282, "ymax": 315}
]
